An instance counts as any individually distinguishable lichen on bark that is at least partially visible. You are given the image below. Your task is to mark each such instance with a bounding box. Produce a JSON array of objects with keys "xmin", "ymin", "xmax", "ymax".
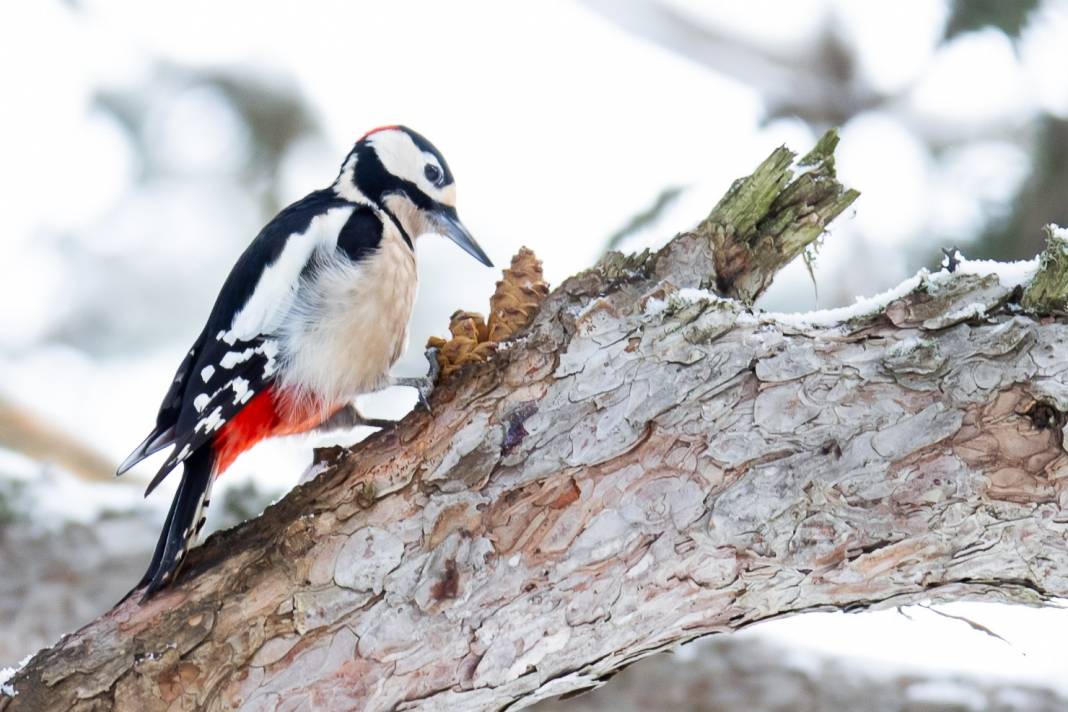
[
  {"xmin": 696, "ymin": 128, "xmax": 860, "ymax": 302},
  {"xmin": 1022, "ymin": 224, "xmax": 1068, "ymax": 314}
]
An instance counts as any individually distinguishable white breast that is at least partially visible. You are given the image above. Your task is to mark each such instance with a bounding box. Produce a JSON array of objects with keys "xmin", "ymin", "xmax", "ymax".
[{"xmin": 277, "ymin": 225, "xmax": 417, "ymax": 413}]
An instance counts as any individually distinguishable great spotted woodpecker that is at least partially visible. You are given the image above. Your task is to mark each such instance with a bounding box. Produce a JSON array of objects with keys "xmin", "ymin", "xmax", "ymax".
[{"xmin": 118, "ymin": 126, "xmax": 492, "ymax": 596}]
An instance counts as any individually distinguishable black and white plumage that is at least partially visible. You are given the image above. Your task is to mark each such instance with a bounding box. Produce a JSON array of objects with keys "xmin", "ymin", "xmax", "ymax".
[{"xmin": 118, "ymin": 126, "xmax": 492, "ymax": 597}]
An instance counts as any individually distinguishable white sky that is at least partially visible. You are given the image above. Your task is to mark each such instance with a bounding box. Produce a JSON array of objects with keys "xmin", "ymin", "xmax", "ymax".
[{"xmin": 2, "ymin": 0, "xmax": 1068, "ymax": 692}]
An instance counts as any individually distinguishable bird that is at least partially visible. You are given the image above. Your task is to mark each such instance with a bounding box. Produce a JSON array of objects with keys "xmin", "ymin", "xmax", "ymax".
[{"xmin": 117, "ymin": 125, "xmax": 493, "ymax": 596}]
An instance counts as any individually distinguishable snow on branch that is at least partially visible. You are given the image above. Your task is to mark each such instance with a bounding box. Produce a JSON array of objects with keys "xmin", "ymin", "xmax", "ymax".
[{"xmin": 4, "ymin": 137, "xmax": 1068, "ymax": 712}]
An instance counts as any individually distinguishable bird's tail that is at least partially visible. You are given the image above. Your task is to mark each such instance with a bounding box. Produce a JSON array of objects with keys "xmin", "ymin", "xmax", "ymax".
[{"xmin": 132, "ymin": 446, "xmax": 216, "ymax": 598}]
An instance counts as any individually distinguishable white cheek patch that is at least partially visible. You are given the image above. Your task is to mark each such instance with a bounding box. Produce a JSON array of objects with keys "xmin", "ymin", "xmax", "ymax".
[{"xmin": 369, "ymin": 130, "xmax": 452, "ymax": 205}]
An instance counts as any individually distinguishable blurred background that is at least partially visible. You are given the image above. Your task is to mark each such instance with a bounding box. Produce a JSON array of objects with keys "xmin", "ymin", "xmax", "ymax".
[{"xmin": 2, "ymin": 0, "xmax": 1068, "ymax": 708}]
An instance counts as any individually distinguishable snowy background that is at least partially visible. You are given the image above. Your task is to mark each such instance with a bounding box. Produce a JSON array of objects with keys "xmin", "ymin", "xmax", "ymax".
[{"xmin": 2, "ymin": 0, "xmax": 1068, "ymax": 705}]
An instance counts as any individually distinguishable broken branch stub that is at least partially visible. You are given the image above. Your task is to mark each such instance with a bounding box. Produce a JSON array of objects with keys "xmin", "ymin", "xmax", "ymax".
[
  {"xmin": 1022, "ymin": 225, "xmax": 1068, "ymax": 315},
  {"xmin": 692, "ymin": 128, "xmax": 858, "ymax": 301},
  {"xmin": 434, "ymin": 130, "xmax": 861, "ymax": 380}
]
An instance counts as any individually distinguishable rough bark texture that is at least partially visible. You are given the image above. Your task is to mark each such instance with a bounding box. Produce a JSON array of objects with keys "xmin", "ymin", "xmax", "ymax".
[{"xmin": 5, "ymin": 133, "xmax": 1068, "ymax": 711}]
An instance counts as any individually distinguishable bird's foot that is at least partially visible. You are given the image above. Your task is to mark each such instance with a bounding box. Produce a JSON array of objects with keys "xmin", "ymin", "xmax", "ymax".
[
  {"xmin": 424, "ymin": 345, "xmax": 441, "ymax": 385},
  {"xmin": 392, "ymin": 377, "xmax": 434, "ymax": 412},
  {"xmin": 317, "ymin": 403, "xmax": 395, "ymax": 432},
  {"xmin": 393, "ymin": 348, "xmax": 441, "ymax": 413}
]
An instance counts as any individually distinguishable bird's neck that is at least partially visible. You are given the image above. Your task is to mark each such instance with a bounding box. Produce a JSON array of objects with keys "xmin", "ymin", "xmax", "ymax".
[{"xmin": 380, "ymin": 194, "xmax": 428, "ymax": 250}]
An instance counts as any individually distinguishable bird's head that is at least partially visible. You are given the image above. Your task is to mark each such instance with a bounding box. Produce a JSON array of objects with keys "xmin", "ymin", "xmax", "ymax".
[{"xmin": 334, "ymin": 125, "xmax": 492, "ymax": 267}]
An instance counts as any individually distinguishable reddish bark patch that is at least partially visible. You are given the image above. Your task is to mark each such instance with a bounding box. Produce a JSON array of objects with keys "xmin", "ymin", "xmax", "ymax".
[
  {"xmin": 548, "ymin": 479, "xmax": 581, "ymax": 509},
  {"xmin": 431, "ymin": 559, "xmax": 460, "ymax": 600}
]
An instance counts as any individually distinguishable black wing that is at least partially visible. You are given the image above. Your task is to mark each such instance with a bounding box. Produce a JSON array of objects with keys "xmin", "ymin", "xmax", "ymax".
[
  {"xmin": 118, "ymin": 190, "xmax": 385, "ymax": 488},
  {"xmin": 142, "ymin": 334, "xmax": 278, "ymax": 494}
]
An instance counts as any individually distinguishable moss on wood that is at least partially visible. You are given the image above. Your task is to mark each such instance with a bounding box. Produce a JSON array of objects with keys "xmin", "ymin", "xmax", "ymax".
[{"xmin": 1022, "ymin": 225, "xmax": 1068, "ymax": 315}]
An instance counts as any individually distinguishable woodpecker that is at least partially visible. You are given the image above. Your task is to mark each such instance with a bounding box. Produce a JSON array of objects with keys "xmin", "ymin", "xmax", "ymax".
[{"xmin": 118, "ymin": 126, "xmax": 492, "ymax": 596}]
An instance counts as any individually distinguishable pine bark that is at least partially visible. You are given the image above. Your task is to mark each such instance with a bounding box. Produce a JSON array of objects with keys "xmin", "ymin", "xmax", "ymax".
[{"xmin": 4, "ymin": 132, "xmax": 1068, "ymax": 712}]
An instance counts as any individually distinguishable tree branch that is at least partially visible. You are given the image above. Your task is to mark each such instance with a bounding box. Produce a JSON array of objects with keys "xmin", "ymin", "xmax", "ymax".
[{"xmin": 4, "ymin": 134, "xmax": 1067, "ymax": 712}]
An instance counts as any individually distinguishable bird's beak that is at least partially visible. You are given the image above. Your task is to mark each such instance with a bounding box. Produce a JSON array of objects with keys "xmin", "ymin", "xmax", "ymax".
[{"xmin": 433, "ymin": 206, "xmax": 493, "ymax": 267}]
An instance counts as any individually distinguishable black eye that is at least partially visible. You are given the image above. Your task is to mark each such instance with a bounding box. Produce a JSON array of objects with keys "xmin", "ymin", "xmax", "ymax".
[{"xmin": 424, "ymin": 164, "xmax": 443, "ymax": 186}]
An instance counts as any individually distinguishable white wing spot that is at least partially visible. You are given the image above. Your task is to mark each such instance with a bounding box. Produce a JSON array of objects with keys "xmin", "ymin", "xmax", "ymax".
[
  {"xmin": 193, "ymin": 393, "xmax": 211, "ymax": 413},
  {"xmin": 230, "ymin": 377, "xmax": 253, "ymax": 405},
  {"xmin": 221, "ymin": 347, "xmax": 257, "ymax": 369},
  {"xmin": 200, "ymin": 365, "xmax": 216, "ymax": 382},
  {"xmin": 196, "ymin": 406, "xmax": 225, "ymax": 433},
  {"xmin": 261, "ymin": 340, "xmax": 280, "ymax": 376}
]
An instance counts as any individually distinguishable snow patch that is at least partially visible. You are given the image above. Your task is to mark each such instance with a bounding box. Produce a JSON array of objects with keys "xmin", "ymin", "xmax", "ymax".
[
  {"xmin": 941, "ymin": 301, "xmax": 990, "ymax": 323},
  {"xmin": 753, "ymin": 271, "xmax": 928, "ymax": 328},
  {"xmin": 885, "ymin": 336, "xmax": 930, "ymax": 358},
  {"xmin": 753, "ymin": 253, "xmax": 1038, "ymax": 329},
  {"xmin": 0, "ymin": 669, "xmax": 16, "ymax": 697},
  {"xmin": 0, "ymin": 653, "xmax": 32, "ymax": 697},
  {"xmin": 644, "ymin": 287, "xmax": 724, "ymax": 317},
  {"xmin": 954, "ymin": 255, "xmax": 1039, "ymax": 290},
  {"xmin": 676, "ymin": 287, "xmax": 718, "ymax": 303},
  {"xmin": 643, "ymin": 296, "xmax": 667, "ymax": 316}
]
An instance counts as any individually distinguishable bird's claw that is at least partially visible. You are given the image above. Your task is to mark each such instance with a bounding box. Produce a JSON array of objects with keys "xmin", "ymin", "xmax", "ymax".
[
  {"xmin": 419, "ymin": 347, "xmax": 442, "ymax": 413},
  {"xmin": 381, "ymin": 351, "xmax": 440, "ymax": 415},
  {"xmin": 413, "ymin": 377, "xmax": 434, "ymax": 413},
  {"xmin": 424, "ymin": 346, "xmax": 441, "ymax": 385},
  {"xmin": 396, "ymin": 348, "xmax": 440, "ymax": 412}
]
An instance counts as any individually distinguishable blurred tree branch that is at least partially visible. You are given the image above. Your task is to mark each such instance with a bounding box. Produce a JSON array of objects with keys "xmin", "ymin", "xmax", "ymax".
[
  {"xmin": 579, "ymin": 0, "xmax": 881, "ymax": 127},
  {"xmin": 582, "ymin": 0, "xmax": 1061, "ymax": 275},
  {"xmin": 7, "ymin": 133, "xmax": 1068, "ymax": 712},
  {"xmin": 0, "ymin": 395, "xmax": 116, "ymax": 483},
  {"xmin": 980, "ymin": 117, "xmax": 1068, "ymax": 261},
  {"xmin": 94, "ymin": 63, "xmax": 322, "ymax": 216},
  {"xmin": 944, "ymin": 0, "xmax": 1040, "ymax": 42}
]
